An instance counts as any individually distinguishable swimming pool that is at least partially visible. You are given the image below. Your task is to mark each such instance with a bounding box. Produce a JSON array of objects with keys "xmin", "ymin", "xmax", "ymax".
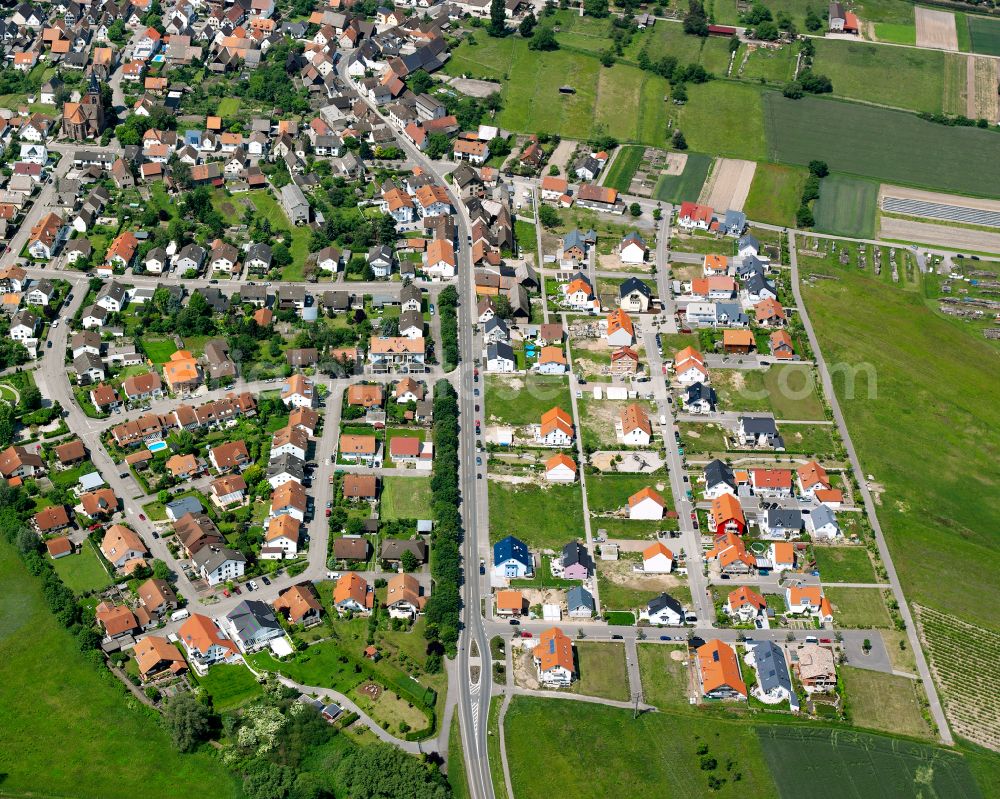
[
  {"xmin": 148, "ymin": 440, "xmax": 168, "ymax": 453},
  {"xmin": 151, "ymin": 54, "xmax": 165, "ymax": 63}
]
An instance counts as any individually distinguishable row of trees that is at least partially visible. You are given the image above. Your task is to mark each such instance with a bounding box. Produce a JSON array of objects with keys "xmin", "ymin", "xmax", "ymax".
[
  {"xmin": 437, "ymin": 285, "xmax": 460, "ymax": 372},
  {"xmin": 423, "ymin": 381, "xmax": 461, "ymax": 660}
]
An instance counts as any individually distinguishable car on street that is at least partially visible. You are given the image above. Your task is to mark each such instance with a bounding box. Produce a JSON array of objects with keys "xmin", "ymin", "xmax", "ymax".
[
  {"xmin": 46, "ymin": 341, "xmax": 52, "ymax": 348},
  {"xmin": 720, "ymin": 574, "xmax": 730, "ymax": 580},
  {"xmin": 820, "ymin": 638, "xmax": 832, "ymax": 644},
  {"xmin": 248, "ymin": 581, "xmax": 258, "ymax": 591},
  {"xmin": 474, "ymin": 388, "xmax": 480, "ymax": 396},
  {"xmin": 611, "ymin": 634, "xmax": 624, "ymax": 640},
  {"xmin": 476, "ymin": 456, "xmax": 482, "ymax": 465},
  {"xmin": 660, "ymin": 635, "xmax": 671, "ymax": 641},
  {"xmin": 138, "ymin": 513, "xmax": 146, "ymax": 521},
  {"xmin": 232, "ymin": 585, "xmax": 241, "ymax": 594},
  {"xmin": 520, "ymin": 631, "xmax": 533, "ymax": 638},
  {"xmin": 509, "ymin": 619, "xmax": 520, "ymax": 625},
  {"xmin": 151, "ymin": 531, "xmax": 159, "ymax": 539},
  {"xmin": 222, "ymin": 589, "xmax": 230, "ymax": 597},
  {"xmin": 261, "ymin": 576, "xmax": 271, "ymax": 586}
]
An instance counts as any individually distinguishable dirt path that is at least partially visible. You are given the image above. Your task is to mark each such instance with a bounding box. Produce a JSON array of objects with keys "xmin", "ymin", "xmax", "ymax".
[
  {"xmin": 915, "ymin": 7, "xmax": 958, "ymax": 51},
  {"xmin": 699, "ymin": 158, "xmax": 756, "ymax": 212},
  {"xmin": 549, "ymin": 138, "xmax": 577, "ymax": 178}
]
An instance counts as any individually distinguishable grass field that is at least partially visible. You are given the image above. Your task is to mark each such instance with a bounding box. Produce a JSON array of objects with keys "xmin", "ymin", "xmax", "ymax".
[
  {"xmin": 585, "ymin": 473, "xmax": 671, "ymax": 513},
  {"xmin": 637, "ymin": 643, "xmax": 691, "ymax": 709},
  {"xmin": 652, "ymin": 152, "xmax": 712, "ymax": 203},
  {"xmin": 874, "ymin": 21, "xmax": 916, "ymax": 44},
  {"xmin": 812, "ymin": 39, "xmax": 948, "ymax": 113},
  {"xmin": 487, "ymin": 480, "xmax": 584, "ymax": 550},
  {"xmin": 757, "ymin": 725, "xmax": 982, "ymax": 798},
  {"xmin": 711, "ymin": 365, "xmax": 827, "ymax": 420},
  {"xmin": 743, "ymin": 163, "xmax": 808, "ymax": 227},
  {"xmin": 197, "ymin": 664, "xmax": 263, "ymax": 711},
  {"xmin": 813, "ymin": 546, "xmax": 879, "ymax": 583},
  {"xmin": 380, "ymin": 476, "xmax": 433, "ymax": 520},
  {"xmin": 0, "ymin": 541, "xmax": 238, "ymax": 799},
  {"xmin": 741, "ymin": 44, "xmax": 797, "ymax": 84},
  {"xmin": 675, "ymin": 81, "xmax": 767, "ymax": 161},
  {"xmin": 764, "ymin": 93, "xmax": 1000, "ymax": 197},
  {"xmin": 824, "ymin": 587, "xmax": 891, "ymax": 628},
  {"xmin": 801, "ymin": 262, "xmax": 1000, "ymax": 632},
  {"xmin": 841, "ymin": 667, "xmax": 931, "ymax": 738},
  {"xmin": 812, "ymin": 174, "xmax": 879, "ymax": 238},
  {"xmin": 140, "ymin": 336, "xmax": 177, "ymax": 364},
  {"xmin": 571, "ymin": 642, "xmax": 630, "ymax": 701},
  {"xmin": 52, "ymin": 544, "xmax": 113, "ymax": 594},
  {"xmin": 603, "ymin": 145, "xmax": 644, "ymax": 192},
  {"xmin": 485, "ymin": 373, "xmax": 571, "ymax": 426},
  {"xmin": 968, "ymin": 14, "xmax": 1000, "ymax": 55},
  {"xmin": 448, "ymin": 714, "xmax": 471, "ymax": 799},
  {"xmin": 505, "ymin": 697, "xmax": 778, "ymax": 799}
]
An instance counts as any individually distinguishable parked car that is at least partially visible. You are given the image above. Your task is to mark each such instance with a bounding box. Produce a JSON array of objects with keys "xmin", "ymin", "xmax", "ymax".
[
  {"xmin": 611, "ymin": 634, "xmax": 624, "ymax": 640},
  {"xmin": 509, "ymin": 618, "xmax": 520, "ymax": 625},
  {"xmin": 520, "ymin": 631, "xmax": 533, "ymax": 638},
  {"xmin": 261, "ymin": 576, "xmax": 271, "ymax": 586},
  {"xmin": 138, "ymin": 513, "xmax": 146, "ymax": 521},
  {"xmin": 660, "ymin": 635, "xmax": 671, "ymax": 641},
  {"xmin": 222, "ymin": 589, "xmax": 230, "ymax": 597}
]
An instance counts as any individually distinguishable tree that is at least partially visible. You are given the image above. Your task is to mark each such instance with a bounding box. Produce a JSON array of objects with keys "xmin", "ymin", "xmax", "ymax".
[
  {"xmin": 538, "ymin": 204, "xmax": 560, "ymax": 228},
  {"xmin": 519, "ymin": 12, "xmax": 537, "ymax": 36},
  {"xmin": 163, "ymin": 694, "xmax": 212, "ymax": 752},
  {"xmin": 529, "ymin": 27, "xmax": 559, "ymax": 50},
  {"xmin": 408, "ymin": 69, "xmax": 434, "ymax": 95},
  {"xmin": 494, "ymin": 294, "xmax": 513, "ymax": 319},
  {"xmin": 782, "ymin": 81, "xmax": 804, "ymax": 99},
  {"xmin": 338, "ymin": 744, "xmax": 450, "ymax": 799},
  {"xmin": 796, "ymin": 204, "xmax": 814, "ymax": 227},
  {"xmin": 743, "ymin": 2, "xmax": 772, "ymax": 24},
  {"xmin": 799, "ymin": 70, "xmax": 833, "ymax": 94},
  {"xmin": 671, "ymin": 129, "xmax": 688, "ymax": 150},
  {"xmin": 808, "ymin": 160, "xmax": 829, "ymax": 178},
  {"xmin": 272, "ymin": 242, "xmax": 293, "ymax": 267},
  {"xmin": 584, "ymin": 0, "xmax": 609, "ymax": 16},
  {"xmin": 862, "ymin": 637, "xmax": 872, "ymax": 653},
  {"xmin": 488, "ymin": 0, "xmax": 506, "ymax": 36},
  {"xmin": 20, "ymin": 385, "xmax": 41, "ymax": 411},
  {"xmin": 600, "ymin": 49, "xmax": 615, "ymax": 67},
  {"xmin": 488, "ymin": 136, "xmax": 511, "ymax": 157},
  {"xmin": 671, "ymin": 82, "xmax": 688, "ymax": 103},
  {"xmin": 401, "ymin": 549, "xmax": 419, "ymax": 572},
  {"xmin": 629, "ymin": 202, "xmax": 642, "ymax": 217},
  {"xmin": 683, "ymin": 0, "xmax": 709, "ymax": 36},
  {"xmin": 804, "ymin": 5, "xmax": 824, "ymax": 31},
  {"xmin": 754, "ymin": 20, "xmax": 779, "ymax": 40},
  {"xmin": 425, "ymin": 133, "xmax": 451, "ymax": 160}
]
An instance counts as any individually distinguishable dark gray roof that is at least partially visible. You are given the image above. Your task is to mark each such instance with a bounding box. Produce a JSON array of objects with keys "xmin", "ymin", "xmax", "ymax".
[
  {"xmin": 740, "ymin": 416, "xmax": 778, "ymax": 435},
  {"xmin": 619, "ymin": 276, "xmax": 651, "ymax": 299},
  {"xmin": 226, "ymin": 599, "xmax": 281, "ymax": 638},
  {"xmin": 704, "ymin": 459, "xmax": 734, "ymax": 490},
  {"xmin": 167, "ymin": 495, "xmax": 204, "ymax": 517},
  {"xmin": 567, "ymin": 585, "xmax": 595, "ymax": 611},
  {"xmin": 754, "ymin": 640, "xmax": 792, "ymax": 695},
  {"xmin": 486, "ymin": 341, "xmax": 514, "ymax": 362},
  {"xmin": 381, "ymin": 539, "xmax": 427, "ymax": 562},
  {"xmin": 766, "ymin": 508, "xmax": 802, "ymax": 530},
  {"xmin": 647, "ymin": 592, "xmax": 683, "ymax": 616},
  {"xmin": 686, "ymin": 382, "xmax": 717, "ymax": 407},
  {"xmin": 561, "ymin": 541, "xmax": 593, "ymax": 572}
]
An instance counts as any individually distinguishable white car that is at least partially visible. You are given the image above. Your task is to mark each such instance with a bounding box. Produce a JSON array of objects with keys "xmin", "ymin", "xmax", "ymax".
[{"xmin": 248, "ymin": 581, "xmax": 258, "ymax": 591}]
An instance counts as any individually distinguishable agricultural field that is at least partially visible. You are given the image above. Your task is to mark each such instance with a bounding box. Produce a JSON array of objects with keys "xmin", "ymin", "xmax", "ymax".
[
  {"xmin": 824, "ymin": 587, "xmax": 891, "ymax": 628},
  {"xmin": 652, "ymin": 152, "xmax": 713, "ymax": 203},
  {"xmin": 485, "ymin": 374, "xmax": 571, "ymax": 426},
  {"xmin": 0, "ymin": 542, "xmax": 238, "ymax": 799},
  {"xmin": 742, "ymin": 163, "xmax": 808, "ymax": 227},
  {"xmin": 505, "ymin": 697, "xmax": 778, "ymax": 799},
  {"xmin": 841, "ymin": 667, "xmax": 932, "ymax": 739},
  {"xmin": 811, "ymin": 39, "xmax": 951, "ymax": 113},
  {"xmin": 757, "ymin": 726, "xmax": 983, "ymax": 799},
  {"xmin": 968, "ymin": 14, "xmax": 1000, "ymax": 56},
  {"xmin": 764, "ymin": 93, "xmax": 1000, "ymax": 197},
  {"xmin": 487, "ymin": 480, "xmax": 584, "ymax": 550},
  {"xmin": 801, "ymin": 260, "xmax": 1000, "ymax": 632},
  {"xmin": 674, "ymin": 81, "xmax": 768, "ymax": 161},
  {"xmin": 603, "ymin": 145, "xmax": 644, "ymax": 192},
  {"xmin": 379, "ymin": 476, "xmax": 433, "ymax": 520},
  {"xmin": 916, "ymin": 605, "xmax": 1000, "ymax": 752},
  {"xmin": 873, "ymin": 22, "xmax": 916, "ymax": 44},
  {"xmin": 571, "ymin": 642, "xmax": 630, "ymax": 702},
  {"xmin": 813, "ymin": 545, "xmax": 879, "ymax": 584},
  {"xmin": 812, "ymin": 174, "xmax": 879, "ymax": 238}
]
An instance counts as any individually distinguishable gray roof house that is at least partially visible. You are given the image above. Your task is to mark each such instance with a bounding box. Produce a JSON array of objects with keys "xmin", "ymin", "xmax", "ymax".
[
  {"xmin": 224, "ymin": 599, "xmax": 285, "ymax": 652},
  {"xmin": 280, "ymin": 183, "xmax": 311, "ymax": 225},
  {"xmin": 567, "ymin": 585, "xmax": 595, "ymax": 618},
  {"xmin": 752, "ymin": 641, "xmax": 797, "ymax": 709},
  {"xmin": 166, "ymin": 495, "xmax": 204, "ymax": 522}
]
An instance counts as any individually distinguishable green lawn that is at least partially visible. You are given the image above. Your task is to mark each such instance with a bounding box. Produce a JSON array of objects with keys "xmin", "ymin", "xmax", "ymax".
[
  {"xmin": 651, "ymin": 152, "xmax": 713, "ymax": 203},
  {"xmin": 741, "ymin": 44, "xmax": 796, "ymax": 84},
  {"xmin": 812, "ymin": 39, "xmax": 948, "ymax": 114},
  {"xmin": 812, "ymin": 173, "xmax": 879, "ymax": 239},
  {"xmin": 743, "ymin": 162, "xmax": 808, "ymax": 227},
  {"xmin": 0, "ymin": 541, "xmax": 238, "ymax": 799},
  {"xmin": 841, "ymin": 667, "xmax": 931, "ymax": 739},
  {"xmin": 637, "ymin": 643, "xmax": 692, "ymax": 710},
  {"xmin": 802, "ymin": 262, "xmax": 1000, "ymax": 631},
  {"xmin": 215, "ymin": 97, "xmax": 241, "ymax": 117},
  {"xmin": 571, "ymin": 642, "xmax": 630, "ymax": 702},
  {"xmin": 448, "ymin": 714, "xmax": 471, "ymax": 799},
  {"xmin": 711, "ymin": 365, "xmax": 827, "ymax": 420},
  {"xmin": 380, "ymin": 476, "xmax": 434, "ymax": 520},
  {"xmin": 141, "ymin": 336, "xmax": 177, "ymax": 364},
  {"xmin": 764, "ymin": 93, "xmax": 1000, "ymax": 197},
  {"xmin": 52, "ymin": 544, "xmax": 113, "ymax": 594},
  {"xmin": 197, "ymin": 664, "xmax": 264, "ymax": 711},
  {"xmin": 824, "ymin": 587, "xmax": 891, "ymax": 628},
  {"xmin": 813, "ymin": 546, "xmax": 878, "ymax": 584},
  {"xmin": 873, "ymin": 22, "xmax": 916, "ymax": 44},
  {"xmin": 487, "ymin": 480, "xmax": 583, "ymax": 550},
  {"xmin": 484, "ymin": 373, "xmax": 571, "ymax": 426},
  {"xmin": 505, "ymin": 697, "xmax": 778, "ymax": 799},
  {"xmin": 780, "ymin": 423, "xmax": 839, "ymax": 457}
]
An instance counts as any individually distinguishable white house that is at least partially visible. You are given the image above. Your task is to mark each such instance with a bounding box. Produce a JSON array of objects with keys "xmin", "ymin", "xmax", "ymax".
[
  {"xmin": 486, "ymin": 342, "xmax": 516, "ymax": 373},
  {"xmin": 493, "ymin": 536, "xmax": 533, "ymax": 579},
  {"xmin": 533, "ymin": 627, "xmax": 575, "ymax": 687},
  {"xmin": 544, "ymin": 453, "xmax": 576, "ymax": 483},
  {"xmin": 619, "ymin": 232, "xmax": 648, "ymax": 264},
  {"xmin": 628, "ymin": 487, "xmax": 666, "ymax": 521},
  {"xmin": 536, "ymin": 408, "xmax": 574, "ymax": 447},
  {"xmin": 642, "ymin": 541, "xmax": 673, "ymax": 573},
  {"xmin": 803, "ymin": 504, "xmax": 840, "ymax": 540},
  {"xmin": 640, "ymin": 593, "xmax": 685, "ymax": 626}
]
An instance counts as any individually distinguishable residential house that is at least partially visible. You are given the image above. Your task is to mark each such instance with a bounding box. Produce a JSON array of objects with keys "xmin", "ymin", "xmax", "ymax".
[
  {"xmin": 605, "ymin": 308, "xmax": 634, "ymax": 347},
  {"xmin": 567, "ymin": 585, "xmax": 595, "ymax": 618},
  {"xmin": 493, "ymin": 535, "xmax": 533, "ymax": 578},
  {"xmin": 642, "ymin": 541, "xmax": 674, "ymax": 573},
  {"xmin": 552, "ymin": 541, "xmax": 592, "ymax": 580},
  {"xmin": 385, "ymin": 573, "xmax": 424, "ymax": 619},
  {"xmin": 177, "ymin": 614, "xmax": 240, "ymax": 674},
  {"xmin": 100, "ymin": 524, "xmax": 148, "ymax": 571},
  {"xmin": 224, "ymin": 600, "xmax": 285, "ymax": 652},
  {"xmin": 641, "ymin": 592, "xmax": 685, "ymax": 626},
  {"xmin": 684, "ymin": 382, "xmax": 717, "ymax": 414},
  {"xmin": 192, "ymin": 546, "xmax": 247, "ymax": 586},
  {"xmin": 725, "ymin": 586, "xmax": 767, "ymax": 623},
  {"xmin": 618, "ymin": 277, "xmax": 652, "ymax": 312},
  {"xmin": 533, "ymin": 627, "xmax": 575, "ymax": 687},
  {"xmin": 544, "ymin": 453, "xmax": 576, "ymax": 483},
  {"xmin": 628, "ymin": 487, "xmax": 666, "ymax": 520},
  {"xmin": 619, "ymin": 403, "xmax": 652, "ymax": 446},
  {"xmin": 536, "ymin": 406, "xmax": 573, "ymax": 447},
  {"xmin": 696, "ymin": 639, "xmax": 746, "ymax": 699}
]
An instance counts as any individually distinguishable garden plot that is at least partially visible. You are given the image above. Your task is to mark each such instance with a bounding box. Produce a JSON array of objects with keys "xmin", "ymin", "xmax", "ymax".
[
  {"xmin": 915, "ymin": 7, "xmax": 958, "ymax": 51},
  {"xmin": 698, "ymin": 158, "xmax": 757, "ymax": 212},
  {"xmin": 916, "ymin": 604, "xmax": 1000, "ymax": 752}
]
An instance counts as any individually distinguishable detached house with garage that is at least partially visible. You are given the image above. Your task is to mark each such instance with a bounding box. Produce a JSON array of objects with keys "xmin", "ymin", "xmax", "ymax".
[
  {"xmin": 696, "ymin": 638, "xmax": 746, "ymax": 700},
  {"xmin": 725, "ymin": 586, "xmax": 767, "ymax": 623},
  {"xmin": 178, "ymin": 613, "xmax": 241, "ymax": 674},
  {"xmin": 641, "ymin": 592, "xmax": 686, "ymax": 626},
  {"xmin": 534, "ymin": 627, "xmax": 575, "ymax": 687}
]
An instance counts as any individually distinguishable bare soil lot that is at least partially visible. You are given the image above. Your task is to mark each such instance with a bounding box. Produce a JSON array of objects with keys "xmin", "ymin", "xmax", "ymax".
[
  {"xmin": 915, "ymin": 7, "xmax": 958, "ymax": 51},
  {"xmin": 699, "ymin": 158, "xmax": 757, "ymax": 211},
  {"xmin": 968, "ymin": 55, "xmax": 1000, "ymax": 122},
  {"xmin": 880, "ymin": 217, "xmax": 1000, "ymax": 254}
]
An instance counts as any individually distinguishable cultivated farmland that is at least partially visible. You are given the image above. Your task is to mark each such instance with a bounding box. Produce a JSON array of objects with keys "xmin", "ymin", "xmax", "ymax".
[
  {"xmin": 813, "ymin": 174, "xmax": 879, "ymax": 238},
  {"xmin": 743, "ymin": 162, "xmax": 807, "ymax": 226},
  {"xmin": 603, "ymin": 145, "xmax": 644, "ymax": 192},
  {"xmin": 841, "ymin": 667, "xmax": 932, "ymax": 739},
  {"xmin": 757, "ymin": 726, "xmax": 983, "ymax": 799},
  {"xmin": 675, "ymin": 82, "xmax": 767, "ymax": 161},
  {"xmin": 764, "ymin": 93, "xmax": 1000, "ymax": 196},
  {"xmin": 968, "ymin": 14, "xmax": 1000, "ymax": 56},
  {"xmin": 652, "ymin": 152, "xmax": 712, "ymax": 202},
  {"xmin": 916, "ymin": 605, "xmax": 1000, "ymax": 752}
]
